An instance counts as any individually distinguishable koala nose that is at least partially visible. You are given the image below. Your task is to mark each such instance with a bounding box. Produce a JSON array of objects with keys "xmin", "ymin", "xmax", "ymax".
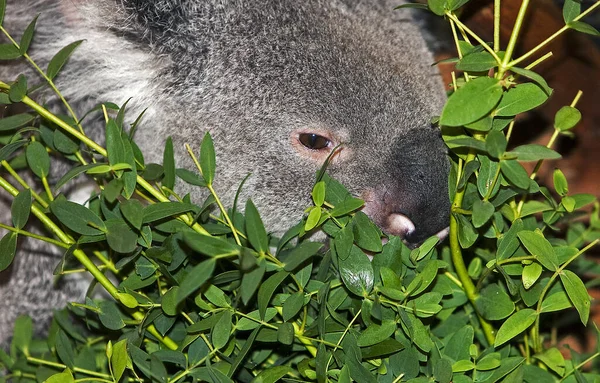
[{"xmin": 361, "ymin": 186, "xmax": 450, "ymax": 247}]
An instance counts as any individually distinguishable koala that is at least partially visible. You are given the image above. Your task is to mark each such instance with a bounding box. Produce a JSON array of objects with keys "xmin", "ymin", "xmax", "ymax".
[{"xmin": 0, "ymin": 0, "xmax": 450, "ymax": 346}]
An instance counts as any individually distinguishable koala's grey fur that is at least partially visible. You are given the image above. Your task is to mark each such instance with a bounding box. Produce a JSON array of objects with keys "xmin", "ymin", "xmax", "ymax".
[{"xmin": 0, "ymin": 0, "xmax": 450, "ymax": 346}]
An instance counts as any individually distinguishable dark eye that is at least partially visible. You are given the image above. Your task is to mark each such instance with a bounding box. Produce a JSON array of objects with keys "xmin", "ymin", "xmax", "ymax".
[{"xmin": 298, "ymin": 133, "xmax": 331, "ymax": 150}]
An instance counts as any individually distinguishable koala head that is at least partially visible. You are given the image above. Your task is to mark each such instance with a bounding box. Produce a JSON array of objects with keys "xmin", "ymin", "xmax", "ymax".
[{"xmin": 7, "ymin": 0, "xmax": 450, "ymax": 245}]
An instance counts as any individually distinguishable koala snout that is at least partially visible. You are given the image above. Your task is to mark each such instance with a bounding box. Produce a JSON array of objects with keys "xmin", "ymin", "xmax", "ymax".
[{"xmin": 361, "ymin": 184, "xmax": 450, "ymax": 247}]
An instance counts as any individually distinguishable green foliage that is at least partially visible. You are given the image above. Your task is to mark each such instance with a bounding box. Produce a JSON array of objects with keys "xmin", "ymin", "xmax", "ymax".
[{"xmin": 1, "ymin": 1, "xmax": 600, "ymax": 382}]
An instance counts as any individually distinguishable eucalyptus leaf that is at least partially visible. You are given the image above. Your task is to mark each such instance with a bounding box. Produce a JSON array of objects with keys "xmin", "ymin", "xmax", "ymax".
[{"xmin": 440, "ymin": 77, "xmax": 503, "ymax": 127}]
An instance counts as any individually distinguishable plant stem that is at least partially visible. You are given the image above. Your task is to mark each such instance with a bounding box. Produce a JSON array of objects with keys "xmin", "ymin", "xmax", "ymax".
[
  {"xmin": 0, "ymin": 222, "xmax": 70, "ymax": 249},
  {"xmin": 27, "ymin": 357, "xmax": 111, "ymax": 379},
  {"xmin": 0, "ymin": 27, "xmax": 86, "ymax": 135},
  {"xmin": 0, "ymin": 176, "xmax": 178, "ymax": 350},
  {"xmin": 0, "ymin": 160, "xmax": 48, "ymax": 208},
  {"xmin": 494, "ymin": 0, "xmax": 501, "ymax": 52},
  {"xmin": 185, "ymin": 143, "xmax": 242, "ymax": 246},
  {"xmin": 445, "ymin": 12, "xmax": 502, "ymax": 64},
  {"xmin": 498, "ymin": 0, "xmax": 531, "ymax": 78},
  {"xmin": 509, "ymin": 1, "xmax": 600, "ymax": 68},
  {"xmin": 449, "ymin": 147, "xmax": 496, "ymax": 345},
  {"xmin": 0, "ymin": 83, "xmax": 210, "ymax": 237}
]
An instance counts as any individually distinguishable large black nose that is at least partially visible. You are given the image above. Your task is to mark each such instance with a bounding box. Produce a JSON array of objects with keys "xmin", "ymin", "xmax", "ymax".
[{"xmin": 362, "ymin": 128, "xmax": 450, "ymax": 246}]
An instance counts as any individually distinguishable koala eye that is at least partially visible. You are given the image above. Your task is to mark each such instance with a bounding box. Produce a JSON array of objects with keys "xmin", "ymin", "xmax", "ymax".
[{"xmin": 298, "ymin": 133, "xmax": 331, "ymax": 150}]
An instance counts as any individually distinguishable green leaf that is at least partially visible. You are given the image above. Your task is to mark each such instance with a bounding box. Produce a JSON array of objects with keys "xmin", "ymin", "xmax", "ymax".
[
  {"xmin": 47, "ymin": 40, "xmax": 83, "ymax": 80},
  {"xmin": 53, "ymin": 129, "xmax": 79, "ymax": 154},
  {"xmin": 477, "ymin": 352, "xmax": 502, "ymax": 371},
  {"xmin": 11, "ymin": 188, "xmax": 31, "ymax": 230},
  {"xmin": 19, "ymin": 15, "xmax": 39, "ymax": 54},
  {"xmin": 0, "ymin": 232, "xmax": 17, "ymax": 272},
  {"xmin": 352, "ymin": 211, "xmax": 382, "ymax": 253},
  {"xmin": 494, "ymin": 309, "xmax": 537, "ymax": 347},
  {"xmin": 357, "ymin": 320, "xmax": 396, "ymax": 347},
  {"xmin": 105, "ymin": 219, "xmax": 138, "ymax": 253},
  {"xmin": 46, "ymin": 370, "xmax": 74, "ymax": 383},
  {"xmin": 277, "ymin": 322, "xmax": 294, "ymax": 345},
  {"xmin": 0, "ymin": 140, "xmax": 26, "ymax": 162},
  {"xmin": 110, "ymin": 339, "xmax": 131, "ymax": 382},
  {"xmin": 183, "ymin": 231, "xmax": 240, "ymax": 257},
  {"xmin": 304, "ymin": 207, "xmax": 321, "ymax": 232},
  {"xmin": 258, "ymin": 270, "xmax": 289, "ymax": 319},
  {"xmin": 339, "ymin": 245, "xmax": 374, "ymax": 296},
  {"xmin": 162, "ymin": 137, "xmax": 175, "ymax": 190},
  {"xmin": 237, "ymin": 308, "xmax": 278, "ymax": 331},
  {"xmin": 568, "ymin": 20, "xmax": 600, "ymax": 36},
  {"xmin": 472, "ymin": 200, "xmax": 495, "ymax": 228},
  {"xmin": 553, "ymin": 169, "xmax": 568, "ymax": 196},
  {"xmin": 333, "ymin": 223, "xmax": 354, "ymax": 260},
  {"xmin": 510, "ymin": 67, "xmax": 553, "ymax": 96},
  {"xmin": 0, "ymin": 43, "xmax": 21, "ymax": 60},
  {"xmin": 97, "ymin": 301, "xmax": 126, "ymax": 330},
  {"xmin": 142, "ymin": 202, "xmax": 196, "ymax": 223},
  {"xmin": 440, "ymin": 77, "xmax": 503, "ymax": 127},
  {"xmin": 282, "ymin": 292, "xmax": 305, "ymax": 322},
  {"xmin": 534, "ymin": 347, "xmax": 565, "ymax": 376},
  {"xmin": 521, "ymin": 200, "xmax": 553, "ymax": 217},
  {"xmin": 518, "ymin": 230, "xmax": 559, "ymax": 271},
  {"xmin": 211, "ymin": 310, "xmax": 232, "ymax": 349},
  {"xmin": 120, "ymin": 199, "xmax": 144, "ymax": 230},
  {"xmin": 50, "ymin": 199, "xmax": 106, "ymax": 236},
  {"xmin": 540, "ymin": 291, "xmax": 572, "ymax": 313},
  {"xmin": 175, "ymin": 259, "xmax": 215, "ymax": 306},
  {"xmin": 509, "ymin": 144, "xmax": 561, "ymax": 162},
  {"xmin": 205, "ymin": 285, "xmax": 230, "ymax": 308},
  {"xmin": 453, "ymin": 360, "xmax": 475, "ymax": 373},
  {"xmin": 8, "ymin": 74, "xmax": 27, "ymax": 102},
  {"xmin": 228, "ymin": 326, "xmax": 261, "ymax": 378},
  {"xmin": 241, "ymin": 260, "xmax": 266, "ymax": 306},
  {"xmin": 560, "ymin": 269, "xmax": 590, "ymax": 325},
  {"xmin": 456, "ymin": 51, "xmax": 498, "ymax": 72},
  {"xmin": 445, "ymin": 136, "xmax": 487, "ymax": 151},
  {"xmin": 176, "ymin": 168, "xmax": 206, "ymax": 186},
  {"xmin": 26, "ymin": 141, "xmax": 50, "ymax": 179},
  {"xmin": 246, "ymin": 199, "xmax": 269, "ymax": 254},
  {"xmin": 412, "ymin": 235, "xmax": 439, "ymax": 262},
  {"xmin": 485, "ymin": 130, "xmax": 507, "ymax": 158},
  {"xmin": 495, "ymin": 83, "xmax": 548, "ymax": 117},
  {"xmin": 328, "ymin": 197, "xmax": 364, "ymax": 217},
  {"xmin": 522, "ymin": 262, "xmax": 542, "ymax": 289},
  {"xmin": 411, "ymin": 260, "xmax": 442, "ymax": 297},
  {"xmin": 427, "ymin": 0, "xmax": 447, "ymax": 16},
  {"xmin": 500, "ymin": 160, "xmax": 530, "ymax": 189},
  {"xmin": 563, "ymin": 0, "xmax": 581, "ymax": 23},
  {"xmin": 283, "ymin": 241, "xmax": 322, "ymax": 272},
  {"xmin": 200, "ymin": 132, "xmax": 216, "ymax": 185},
  {"xmin": 105, "ymin": 119, "xmax": 136, "ymax": 198},
  {"xmin": 56, "ymin": 330, "xmax": 75, "ymax": 368},
  {"xmin": 465, "ymin": 115, "xmax": 493, "ymax": 132},
  {"xmin": 475, "ymin": 284, "xmax": 515, "ymax": 320},
  {"xmin": 0, "ymin": 113, "xmax": 34, "ymax": 131},
  {"xmin": 554, "ymin": 106, "xmax": 581, "ymax": 131},
  {"xmin": 477, "ymin": 155, "xmax": 500, "ymax": 198},
  {"xmin": 457, "ymin": 214, "xmax": 478, "ymax": 249},
  {"xmin": 251, "ymin": 366, "xmax": 293, "ymax": 383},
  {"xmin": 312, "ymin": 181, "xmax": 326, "ymax": 207}
]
